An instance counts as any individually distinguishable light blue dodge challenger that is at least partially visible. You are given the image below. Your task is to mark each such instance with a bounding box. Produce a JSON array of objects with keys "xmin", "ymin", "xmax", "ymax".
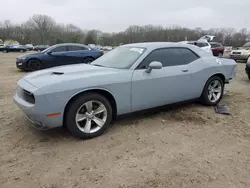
[{"xmin": 13, "ymin": 42, "xmax": 237, "ymax": 139}]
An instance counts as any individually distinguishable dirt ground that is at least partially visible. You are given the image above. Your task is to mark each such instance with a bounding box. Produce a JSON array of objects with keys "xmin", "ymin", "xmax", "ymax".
[{"xmin": 0, "ymin": 52, "xmax": 250, "ymax": 188}]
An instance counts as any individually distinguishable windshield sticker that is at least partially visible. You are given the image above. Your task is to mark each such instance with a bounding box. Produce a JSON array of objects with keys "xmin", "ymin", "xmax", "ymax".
[{"xmin": 130, "ymin": 48, "xmax": 144, "ymax": 54}]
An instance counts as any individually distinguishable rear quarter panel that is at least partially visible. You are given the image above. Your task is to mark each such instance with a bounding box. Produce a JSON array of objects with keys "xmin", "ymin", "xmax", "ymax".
[{"xmin": 189, "ymin": 56, "xmax": 236, "ymax": 97}]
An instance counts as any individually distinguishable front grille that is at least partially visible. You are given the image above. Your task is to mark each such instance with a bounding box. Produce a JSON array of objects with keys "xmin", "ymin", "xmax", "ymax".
[
  {"xmin": 17, "ymin": 87, "xmax": 35, "ymax": 104},
  {"xmin": 232, "ymin": 52, "xmax": 241, "ymax": 54}
]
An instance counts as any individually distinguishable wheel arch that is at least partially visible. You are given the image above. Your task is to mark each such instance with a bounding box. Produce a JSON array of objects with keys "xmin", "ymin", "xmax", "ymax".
[
  {"xmin": 26, "ymin": 58, "xmax": 42, "ymax": 68},
  {"xmin": 63, "ymin": 88, "xmax": 117, "ymax": 126},
  {"xmin": 84, "ymin": 56, "xmax": 95, "ymax": 60},
  {"xmin": 210, "ymin": 73, "xmax": 226, "ymax": 83}
]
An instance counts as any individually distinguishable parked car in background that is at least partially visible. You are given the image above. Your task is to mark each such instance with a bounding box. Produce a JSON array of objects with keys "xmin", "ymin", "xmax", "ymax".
[
  {"xmin": 245, "ymin": 57, "xmax": 250, "ymax": 80},
  {"xmin": 209, "ymin": 42, "xmax": 224, "ymax": 57},
  {"xmin": 16, "ymin": 43, "xmax": 104, "ymax": 71},
  {"xmin": 33, "ymin": 45, "xmax": 50, "ymax": 52},
  {"xmin": 25, "ymin": 44, "xmax": 34, "ymax": 51},
  {"xmin": 1, "ymin": 45, "xmax": 27, "ymax": 53},
  {"xmin": 103, "ymin": 46, "xmax": 113, "ymax": 51},
  {"xmin": 13, "ymin": 42, "xmax": 237, "ymax": 139},
  {"xmin": 0, "ymin": 44, "xmax": 6, "ymax": 51},
  {"xmin": 88, "ymin": 44, "xmax": 97, "ymax": 49},
  {"xmin": 179, "ymin": 40, "xmax": 213, "ymax": 55},
  {"xmin": 230, "ymin": 42, "xmax": 250, "ymax": 62},
  {"xmin": 224, "ymin": 46, "xmax": 233, "ymax": 54}
]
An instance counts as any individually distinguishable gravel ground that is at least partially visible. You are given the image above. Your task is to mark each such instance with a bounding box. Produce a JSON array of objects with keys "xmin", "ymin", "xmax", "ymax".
[{"xmin": 0, "ymin": 52, "xmax": 250, "ymax": 188}]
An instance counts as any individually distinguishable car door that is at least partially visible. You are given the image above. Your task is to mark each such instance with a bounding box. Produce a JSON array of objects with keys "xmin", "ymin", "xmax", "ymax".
[
  {"xmin": 131, "ymin": 47, "xmax": 198, "ymax": 112},
  {"xmin": 47, "ymin": 46, "xmax": 68, "ymax": 67},
  {"xmin": 66, "ymin": 45, "xmax": 90, "ymax": 64}
]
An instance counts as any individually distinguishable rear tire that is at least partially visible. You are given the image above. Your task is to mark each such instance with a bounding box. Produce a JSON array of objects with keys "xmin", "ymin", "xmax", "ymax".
[
  {"xmin": 83, "ymin": 57, "xmax": 94, "ymax": 64},
  {"xmin": 3, "ymin": 49, "xmax": 7, "ymax": 53},
  {"xmin": 200, "ymin": 76, "xmax": 224, "ymax": 106},
  {"xmin": 27, "ymin": 59, "xmax": 43, "ymax": 71},
  {"xmin": 20, "ymin": 49, "xmax": 24, "ymax": 53},
  {"xmin": 65, "ymin": 92, "xmax": 113, "ymax": 139}
]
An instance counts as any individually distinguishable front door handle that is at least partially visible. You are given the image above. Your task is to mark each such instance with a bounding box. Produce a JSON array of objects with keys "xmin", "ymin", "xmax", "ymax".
[{"xmin": 182, "ymin": 69, "xmax": 188, "ymax": 72}]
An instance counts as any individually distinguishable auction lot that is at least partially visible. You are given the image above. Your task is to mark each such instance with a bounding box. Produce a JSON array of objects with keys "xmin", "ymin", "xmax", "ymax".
[{"xmin": 0, "ymin": 52, "xmax": 250, "ymax": 188}]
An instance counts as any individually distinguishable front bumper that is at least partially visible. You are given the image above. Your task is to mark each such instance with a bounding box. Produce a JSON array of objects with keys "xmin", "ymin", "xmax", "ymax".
[
  {"xmin": 13, "ymin": 79, "xmax": 63, "ymax": 130},
  {"xmin": 230, "ymin": 54, "xmax": 249, "ymax": 60},
  {"xmin": 16, "ymin": 58, "xmax": 28, "ymax": 69}
]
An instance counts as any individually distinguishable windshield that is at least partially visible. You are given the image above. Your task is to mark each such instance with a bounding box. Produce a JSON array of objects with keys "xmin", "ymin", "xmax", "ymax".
[
  {"xmin": 91, "ymin": 46, "xmax": 146, "ymax": 69},
  {"xmin": 41, "ymin": 46, "xmax": 52, "ymax": 53}
]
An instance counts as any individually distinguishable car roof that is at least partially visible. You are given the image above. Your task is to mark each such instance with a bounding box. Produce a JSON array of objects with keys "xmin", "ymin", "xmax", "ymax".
[
  {"xmin": 50, "ymin": 43, "xmax": 89, "ymax": 48},
  {"xmin": 122, "ymin": 42, "xmax": 200, "ymax": 50}
]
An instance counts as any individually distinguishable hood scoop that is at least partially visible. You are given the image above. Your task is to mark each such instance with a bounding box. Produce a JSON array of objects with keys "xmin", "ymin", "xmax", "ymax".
[{"xmin": 51, "ymin": 72, "xmax": 64, "ymax": 75}]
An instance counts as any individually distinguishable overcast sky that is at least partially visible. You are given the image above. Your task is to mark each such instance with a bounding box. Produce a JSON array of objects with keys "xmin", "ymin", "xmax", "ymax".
[{"xmin": 1, "ymin": 0, "xmax": 249, "ymax": 32}]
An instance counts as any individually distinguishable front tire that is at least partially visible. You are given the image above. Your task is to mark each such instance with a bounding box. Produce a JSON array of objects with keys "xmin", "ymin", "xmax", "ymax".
[
  {"xmin": 200, "ymin": 76, "xmax": 224, "ymax": 106},
  {"xmin": 65, "ymin": 93, "xmax": 113, "ymax": 139},
  {"xmin": 83, "ymin": 57, "xmax": 94, "ymax": 64},
  {"xmin": 27, "ymin": 59, "xmax": 42, "ymax": 71}
]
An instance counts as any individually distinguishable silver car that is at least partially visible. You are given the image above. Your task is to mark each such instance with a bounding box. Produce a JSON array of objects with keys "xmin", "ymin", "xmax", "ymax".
[{"xmin": 13, "ymin": 42, "xmax": 237, "ymax": 139}]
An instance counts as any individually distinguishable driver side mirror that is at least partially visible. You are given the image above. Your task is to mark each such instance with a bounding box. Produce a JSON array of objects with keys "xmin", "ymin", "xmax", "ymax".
[
  {"xmin": 46, "ymin": 51, "xmax": 52, "ymax": 55},
  {"xmin": 145, "ymin": 61, "xmax": 163, "ymax": 73}
]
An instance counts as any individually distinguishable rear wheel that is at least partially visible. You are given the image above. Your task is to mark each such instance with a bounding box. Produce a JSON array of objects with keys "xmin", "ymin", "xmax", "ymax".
[
  {"xmin": 20, "ymin": 49, "xmax": 24, "ymax": 53},
  {"xmin": 3, "ymin": 49, "xmax": 7, "ymax": 53},
  {"xmin": 65, "ymin": 93, "xmax": 112, "ymax": 139},
  {"xmin": 27, "ymin": 59, "xmax": 42, "ymax": 71},
  {"xmin": 83, "ymin": 57, "xmax": 94, "ymax": 64},
  {"xmin": 200, "ymin": 76, "xmax": 224, "ymax": 106}
]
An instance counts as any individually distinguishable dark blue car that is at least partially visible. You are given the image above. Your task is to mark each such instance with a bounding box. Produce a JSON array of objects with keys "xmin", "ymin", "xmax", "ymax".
[{"xmin": 16, "ymin": 43, "xmax": 104, "ymax": 71}]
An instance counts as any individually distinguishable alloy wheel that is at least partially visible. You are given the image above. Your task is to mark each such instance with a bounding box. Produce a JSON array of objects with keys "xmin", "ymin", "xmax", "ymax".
[
  {"xmin": 207, "ymin": 80, "xmax": 222, "ymax": 103},
  {"xmin": 75, "ymin": 100, "xmax": 107, "ymax": 134}
]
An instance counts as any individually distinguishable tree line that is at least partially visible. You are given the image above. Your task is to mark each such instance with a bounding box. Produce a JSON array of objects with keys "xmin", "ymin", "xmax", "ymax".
[{"xmin": 0, "ymin": 14, "xmax": 249, "ymax": 47}]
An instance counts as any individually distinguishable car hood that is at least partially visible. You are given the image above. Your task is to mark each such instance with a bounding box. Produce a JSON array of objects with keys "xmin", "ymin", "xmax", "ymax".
[
  {"xmin": 23, "ymin": 64, "xmax": 123, "ymax": 88},
  {"xmin": 17, "ymin": 52, "xmax": 42, "ymax": 59}
]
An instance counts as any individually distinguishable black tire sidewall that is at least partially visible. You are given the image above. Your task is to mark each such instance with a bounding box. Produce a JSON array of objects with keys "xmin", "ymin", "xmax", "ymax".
[
  {"xmin": 83, "ymin": 57, "xmax": 94, "ymax": 64},
  {"xmin": 200, "ymin": 76, "xmax": 224, "ymax": 106},
  {"xmin": 65, "ymin": 93, "xmax": 113, "ymax": 139},
  {"xmin": 27, "ymin": 59, "xmax": 42, "ymax": 71}
]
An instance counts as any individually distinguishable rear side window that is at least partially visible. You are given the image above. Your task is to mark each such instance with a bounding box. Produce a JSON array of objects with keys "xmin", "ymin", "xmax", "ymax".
[
  {"xmin": 68, "ymin": 46, "xmax": 88, "ymax": 51},
  {"xmin": 52, "ymin": 46, "xmax": 67, "ymax": 53},
  {"xmin": 179, "ymin": 48, "xmax": 199, "ymax": 64},
  {"xmin": 210, "ymin": 43, "xmax": 221, "ymax": 48}
]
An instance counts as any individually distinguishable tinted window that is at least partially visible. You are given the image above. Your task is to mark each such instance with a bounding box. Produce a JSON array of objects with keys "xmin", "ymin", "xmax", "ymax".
[
  {"xmin": 179, "ymin": 48, "xmax": 199, "ymax": 64},
  {"xmin": 196, "ymin": 42, "xmax": 208, "ymax": 47},
  {"xmin": 210, "ymin": 43, "xmax": 221, "ymax": 48},
  {"xmin": 68, "ymin": 46, "xmax": 88, "ymax": 51},
  {"xmin": 138, "ymin": 48, "xmax": 199, "ymax": 69},
  {"xmin": 51, "ymin": 46, "xmax": 67, "ymax": 53}
]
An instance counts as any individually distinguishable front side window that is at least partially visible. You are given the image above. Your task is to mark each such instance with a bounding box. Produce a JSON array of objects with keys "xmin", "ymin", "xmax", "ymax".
[
  {"xmin": 137, "ymin": 47, "xmax": 199, "ymax": 69},
  {"xmin": 91, "ymin": 46, "xmax": 146, "ymax": 69}
]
